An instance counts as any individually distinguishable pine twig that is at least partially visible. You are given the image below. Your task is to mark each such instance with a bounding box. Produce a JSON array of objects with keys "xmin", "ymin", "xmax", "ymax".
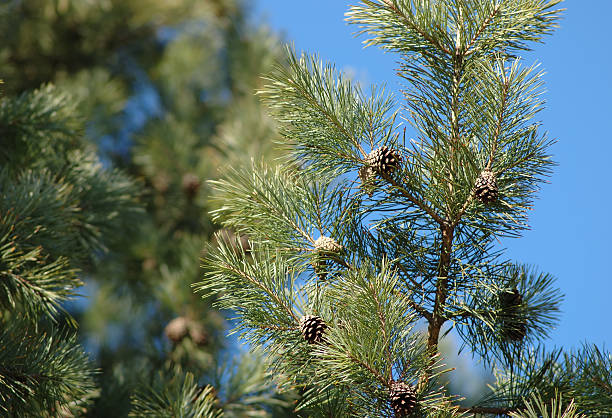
[
  {"xmin": 380, "ymin": 172, "xmax": 446, "ymax": 225},
  {"xmin": 464, "ymin": 3, "xmax": 502, "ymax": 56},
  {"xmin": 457, "ymin": 405, "xmax": 515, "ymax": 415},
  {"xmin": 381, "ymin": 0, "xmax": 453, "ymax": 56}
]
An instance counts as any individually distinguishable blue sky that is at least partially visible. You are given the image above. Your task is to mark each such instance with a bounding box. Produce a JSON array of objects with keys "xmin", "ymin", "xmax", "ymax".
[{"xmin": 252, "ymin": 1, "xmax": 612, "ymax": 351}]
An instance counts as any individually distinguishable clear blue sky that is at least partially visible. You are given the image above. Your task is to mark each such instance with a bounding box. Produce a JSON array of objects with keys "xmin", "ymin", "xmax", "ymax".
[{"xmin": 252, "ymin": 1, "xmax": 612, "ymax": 351}]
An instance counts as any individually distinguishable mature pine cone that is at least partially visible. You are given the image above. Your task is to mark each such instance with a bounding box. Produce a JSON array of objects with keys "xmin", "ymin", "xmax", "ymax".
[
  {"xmin": 389, "ymin": 380, "xmax": 418, "ymax": 416},
  {"xmin": 504, "ymin": 320, "xmax": 527, "ymax": 342},
  {"xmin": 365, "ymin": 146, "xmax": 401, "ymax": 177},
  {"xmin": 499, "ymin": 288, "xmax": 527, "ymax": 342},
  {"xmin": 164, "ymin": 317, "xmax": 189, "ymax": 343},
  {"xmin": 474, "ymin": 169, "xmax": 499, "ymax": 204},
  {"xmin": 299, "ymin": 315, "xmax": 327, "ymax": 344}
]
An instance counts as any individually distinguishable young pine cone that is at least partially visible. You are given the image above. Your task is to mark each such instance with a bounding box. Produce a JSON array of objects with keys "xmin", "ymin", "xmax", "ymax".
[
  {"xmin": 312, "ymin": 236, "xmax": 343, "ymax": 279},
  {"xmin": 164, "ymin": 317, "xmax": 189, "ymax": 343},
  {"xmin": 499, "ymin": 288, "xmax": 527, "ymax": 342}
]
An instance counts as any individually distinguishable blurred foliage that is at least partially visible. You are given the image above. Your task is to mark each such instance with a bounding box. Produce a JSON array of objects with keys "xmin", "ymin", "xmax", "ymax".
[
  {"xmin": 0, "ymin": 82, "xmax": 139, "ymax": 415},
  {"xmin": 1, "ymin": 0, "xmax": 296, "ymax": 415}
]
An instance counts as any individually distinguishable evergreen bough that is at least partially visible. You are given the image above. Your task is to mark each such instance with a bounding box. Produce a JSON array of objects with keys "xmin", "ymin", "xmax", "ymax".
[
  {"xmin": 198, "ymin": 1, "xmax": 612, "ymax": 416},
  {"xmin": 0, "ymin": 84, "xmax": 141, "ymax": 414}
]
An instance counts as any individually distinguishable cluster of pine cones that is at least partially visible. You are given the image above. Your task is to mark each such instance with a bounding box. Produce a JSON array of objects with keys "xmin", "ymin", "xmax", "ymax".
[{"xmin": 297, "ymin": 147, "xmax": 504, "ymax": 415}]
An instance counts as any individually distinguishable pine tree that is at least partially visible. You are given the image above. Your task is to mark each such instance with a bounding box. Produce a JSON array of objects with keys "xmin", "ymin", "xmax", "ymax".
[
  {"xmin": 1, "ymin": 0, "xmax": 296, "ymax": 415},
  {"xmin": 197, "ymin": 1, "xmax": 612, "ymax": 416},
  {"xmin": 0, "ymin": 83, "xmax": 140, "ymax": 414}
]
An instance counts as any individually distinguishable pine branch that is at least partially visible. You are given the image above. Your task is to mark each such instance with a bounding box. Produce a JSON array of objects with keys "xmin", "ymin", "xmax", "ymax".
[
  {"xmin": 464, "ymin": 2, "xmax": 502, "ymax": 55},
  {"xmin": 454, "ymin": 264, "xmax": 563, "ymax": 365},
  {"xmin": 0, "ymin": 321, "xmax": 95, "ymax": 416},
  {"xmin": 460, "ymin": 0, "xmax": 564, "ymax": 56},
  {"xmin": 309, "ymin": 261, "xmax": 452, "ymax": 414},
  {"xmin": 510, "ymin": 391, "xmax": 586, "ymax": 418},
  {"xmin": 346, "ymin": 0, "xmax": 454, "ymax": 56},
  {"xmin": 209, "ymin": 162, "xmax": 317, "ymax": 249},
  {"xmin": 212, "ymin": 349, "xmax": 296, "ymax": 414},
  {"xmin": 475, "ymin": 345, "xmax": 612, "ymax": 416},
  {"xmin": 458, "ymin": 405, "xmax": 515, "ymax": 415},
  {"xmin": 379, "ymin": 0, "xmax": 453, "ymax": 55},
  {"xmin": 196, "ymin": 242, "xmax": 301, "ymax": 338},
  {"xmin": 380, "ymin": 171, "xmax": 446, "ymax": 225},
  {"xmin": 0, "ymin": 85, "xmax": 82, "ymax": 170},
  {"xmin": 259, "ymin": 49, "xmax": 396, "ymax": 177},
  {"xmin": 130, "ymin": 372, "xmax": 222, "ymax": 418},
  {"xmin": 0, "ymin": 241, "xmax": 80, "ymax": 323},
  {"xmin": 426, "ymin": 225, "xmax": 454, "ymax": 366}
]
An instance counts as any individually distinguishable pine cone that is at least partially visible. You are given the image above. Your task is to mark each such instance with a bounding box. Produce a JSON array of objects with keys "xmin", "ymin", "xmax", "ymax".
[
  {"xmin": 499, "ymin": 288, "xmax": 527, "ymax": 342},
  {"xmin": 504, "ymin": 320, "xmax": 527, "ymax": 342},
  {"xmin": 389, "ymin": 380, "xmax": 418, "ymax": 416},
  {"xmin": 214, "ymin": 228, "xmax": 251, "ymax": 255},
  {"xmin": 188, "ymin": 321, "xmax": 209, "ymax": 347},
  {"xmin": 299, "ymin": 315, "xmax": 327, "ymax": 344},
  {"xmin": 474, "ymin": 169, "xmax": 499, "ymax": 204},
  {"xmin": 365, "ymin": 146, "xmax": 401, "ymax": 177},
  {"xmin": 314, "ymin": 236, "xmax": 343, "ymax": 254},
  {"xmin": 358, "ymin": 164, "xmax": 377, "ymax": 196},
  {"xmin": 141, "ymin": 257, "xmax": 157, "ymax": 272},
  {"xmin": 152, "ymin": 173, "xmax": 170, "ymax": 193},
  {"xmin": 164, "ymin": 317, "xmax": 189, "ymax": 343},
  {"xmin": 313, "ymin": 236, "xmax": 343, "ymax": 280},
  {"xmin": 500, "ymin": 287, "xmax": 522, "ymax": 308},
  {"xmin": 182, "ymin": 173, "xmax": 201, "ymax": 199}
]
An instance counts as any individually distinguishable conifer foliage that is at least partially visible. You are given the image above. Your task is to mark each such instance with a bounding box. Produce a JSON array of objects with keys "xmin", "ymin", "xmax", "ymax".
[
  {"xmin": 1, "ymin": 0, "xmax": 296, "ymax": 415},
  {"xmin": 0, "ymin": 84, "xmax": 140, "ymax": 414},
  {"xmin": 198, "ymin": 1, "xmax": 612, "ymax": 416}
]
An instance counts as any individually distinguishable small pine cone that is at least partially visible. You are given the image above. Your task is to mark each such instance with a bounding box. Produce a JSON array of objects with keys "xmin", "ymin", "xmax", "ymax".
[
  {"xmin": 152, "ymin": 173, "xmax": 170, "ymax": 193},
  {"xmin": 365, "ymin": 146, "xmax": 401, "ymax": 177},
  {"xmin": 314, "ymin": 236, "xmax": 343, "ymax": 254},
  {"xmin": 165, "ymin": 317, "xmax": 189, "ymax": 343},
  {"xmin": 188, "ymin": 322, "xmax": 209, "ymax": 347},
  {"xmin": 474, "ymin": 169, "xmax": 499, "ymax": 204},
  {"xmin": 312, "ymin": 258, "xmax": 330, "ymax": 280},
  {"xmin": 499, "ymin": 288, "xmax": 523, "ymax": 308},
  {"xmin": 214, "ymin": 229, "xmax": 251, "ymax": 255},
  {"xmin": 299, "ymin": 315, "xmax": 327, "ymax": 344},
  {"xmin": 389, "ymin": 380, "xmax": 418, "ymax": 417},
  {"xmin": 504, "ymin": 320, "xmax": 527, "ymax": 342},
  {"xmin": 182, "ymin": 173, "xmax": 201, "ymax": 199},
  {"xmin": 313, "ymin": 236, "xmax": 343, "ymax": 280},
  {"xmin": 358, "ymin": 164, "xmax": 377, "ymax": 196},
  {"xmin": 141, "ymin": 257, "xmax": 157, "ymax": 272},
  {"xmin": 499, "ymin": 288, "xmax": 527, "ymax": 342}
]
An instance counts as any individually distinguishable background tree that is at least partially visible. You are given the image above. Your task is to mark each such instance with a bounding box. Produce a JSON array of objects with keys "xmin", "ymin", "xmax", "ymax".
[
  {"xmin": 0, "ymin": 83, "xmax": 140, "ymax": 414},
  {"xmin": 1, "ymin": 0, "xmax": 296, "ymax": 415},
  {"xmin": 198, "ymin": 0, "xmax": 612, "ymax": 416}
]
